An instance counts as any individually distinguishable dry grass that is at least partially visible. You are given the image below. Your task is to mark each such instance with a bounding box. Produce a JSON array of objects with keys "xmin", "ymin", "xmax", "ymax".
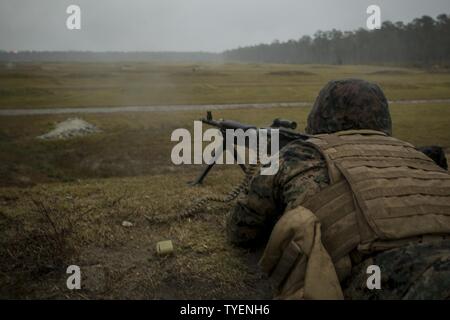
[
  {"xmin": 0, "ymin": 170, "xmax": 272, "ymax": 299},
  {"xmin": 0, "ymin": 62, "xmax": 449, "ymax": 299},
  {"xmin": 0, "ymin": 103, "xmax": 449, "ymax": 187},
  {"xmin": 1, "ymin": 62, "xmax": 450, "ymax": 109},
  {"xmin": 0, "ymin": 102, "xmax": 449, "ymax": 298}
]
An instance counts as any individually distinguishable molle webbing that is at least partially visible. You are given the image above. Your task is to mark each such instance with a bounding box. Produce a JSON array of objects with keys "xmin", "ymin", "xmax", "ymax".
[
  {"xmin": 338, "ymin": 158, "xmax": 444, "ymax": 172},
  {"xmin": 302, "ymin": 130, "xmax": 450, "ymax": 259},
  {"xmin": 302, "ymin": 180, "xmax": 361, "ymax": 261}
]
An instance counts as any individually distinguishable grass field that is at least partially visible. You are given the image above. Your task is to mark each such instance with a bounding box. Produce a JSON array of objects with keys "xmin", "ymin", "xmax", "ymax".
[
  {"xmin": 0, "ymin": 103, "xmax": 450, "ymax": 187},
  {"xmin": 0, "ymin": 62, "xmax": 449, "ymax": 299},
  {"xmin": 1, "ymin": 62, "xmax": 450, "ymax": 108}
]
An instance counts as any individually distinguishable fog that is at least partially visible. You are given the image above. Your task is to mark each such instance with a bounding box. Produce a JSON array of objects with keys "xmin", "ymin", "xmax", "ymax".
[{"xmin": 0, "ymin": 0, "xmax": 449, "ymax": 52}]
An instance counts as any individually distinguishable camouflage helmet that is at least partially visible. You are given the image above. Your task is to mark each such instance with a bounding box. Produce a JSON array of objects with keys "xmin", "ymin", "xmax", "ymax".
[{"xmin": 305, "ymin": 79, "xmax": 392, "ymax": 135}]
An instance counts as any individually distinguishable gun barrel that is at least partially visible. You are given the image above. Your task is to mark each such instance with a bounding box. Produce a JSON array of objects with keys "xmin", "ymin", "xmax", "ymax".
[{"xmin": 201, "ymin": 118, "xmax": 256, "ymax": 131}]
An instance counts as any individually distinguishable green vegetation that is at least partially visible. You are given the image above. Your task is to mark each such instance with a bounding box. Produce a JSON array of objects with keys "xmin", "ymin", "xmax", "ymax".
[{"xmin": 224, "ymin": 14, "xmax": 450, "ymax": 66}]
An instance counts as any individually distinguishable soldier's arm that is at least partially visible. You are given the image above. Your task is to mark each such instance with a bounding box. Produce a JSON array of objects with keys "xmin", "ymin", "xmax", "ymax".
[
  {"xmin": 226, "ymin": 140, "xmax": 327, "ymax": 247},
  {"xmin": 226, "ymin": 172, "xmax": 280, "ymax": 247}
]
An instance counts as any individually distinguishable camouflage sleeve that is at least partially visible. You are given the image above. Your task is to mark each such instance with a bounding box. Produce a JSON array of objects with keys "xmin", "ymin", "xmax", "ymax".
[
  {"xmin": 226, "ymin": 171, "xmax": 279, "ymax": 247},
  {"xmin": 226, "ymin": 140, "xmax": 328, "ymax": 247}
]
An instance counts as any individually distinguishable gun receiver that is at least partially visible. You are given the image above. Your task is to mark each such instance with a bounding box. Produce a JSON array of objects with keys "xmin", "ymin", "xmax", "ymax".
[{"xmin": 189, "ymin": 111, "xmax": 310, "ymax": 185}]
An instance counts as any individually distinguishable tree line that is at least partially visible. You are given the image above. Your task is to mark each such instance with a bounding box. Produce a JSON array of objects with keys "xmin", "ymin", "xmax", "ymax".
[
  {"xmin": 223, "ymin": 14, "xmax": 450, "ymax": 66},
  {"xmin": 0, "ymin": 51, "xmax": 221, "ymax": 63}
]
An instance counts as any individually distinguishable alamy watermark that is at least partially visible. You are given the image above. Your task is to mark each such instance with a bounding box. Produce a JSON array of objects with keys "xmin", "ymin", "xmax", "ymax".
[
  {"xmin": 65, "ymin": 5, "xmax": 381, "ymax": 32},
  {"xmin": 170, "ymin": 121, "xmax": 280, "ymax": 175},
  {"xmin": 66, "ymin": 265, "xmax": 81, "ymax": 290},
  {"xmin": 367, "ymin": 5, "xmax": 381, "ymax": 30},
  {"xmin": 366, "ymin": 265, "xmax": 381, "ymax": 290},
  {"xmin": 66, "ymin": 5, "xmax": 81, "ymax": 30}
]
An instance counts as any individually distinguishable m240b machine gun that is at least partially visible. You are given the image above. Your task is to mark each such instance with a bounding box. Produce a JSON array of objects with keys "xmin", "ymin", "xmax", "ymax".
[{"xmin": 190, "ymin": 111, "xmax": 311, "ymax": 185}]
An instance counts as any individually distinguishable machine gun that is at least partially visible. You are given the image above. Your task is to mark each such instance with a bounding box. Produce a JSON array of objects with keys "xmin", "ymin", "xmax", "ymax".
[{"xmin": 189, "ymin": 111, "xmax": 311, "ymax": 185}]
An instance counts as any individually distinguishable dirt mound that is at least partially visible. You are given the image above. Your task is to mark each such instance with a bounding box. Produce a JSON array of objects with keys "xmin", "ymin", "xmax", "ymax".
[{"xmin": 38, "ymin": 118, "xmax": 100, "ymax": 140}]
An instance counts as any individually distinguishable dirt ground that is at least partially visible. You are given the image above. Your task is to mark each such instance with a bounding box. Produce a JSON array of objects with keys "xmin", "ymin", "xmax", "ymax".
[{"xmin": 0, "ymin": 169, "xmax": 274, "ymax": 299}]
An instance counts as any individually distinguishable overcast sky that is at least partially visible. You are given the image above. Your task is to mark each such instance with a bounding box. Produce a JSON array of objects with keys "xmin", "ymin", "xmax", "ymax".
[{"xmin": 0, "ymin": 0, "xmax": 448, "ymax": 52}]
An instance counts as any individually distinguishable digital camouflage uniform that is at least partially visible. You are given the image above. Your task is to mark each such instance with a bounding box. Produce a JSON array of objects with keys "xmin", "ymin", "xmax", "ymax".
[
  {"xmin": 343, "ymin": 240, "xmax": 450, "ymax": 299},
  {"xmin": 226, "ymin": 139, "xmax": 330, "ymax": 248},
  {"xmin": 227, "ymin": 79, "xmax": 450, "ymax": 300}
]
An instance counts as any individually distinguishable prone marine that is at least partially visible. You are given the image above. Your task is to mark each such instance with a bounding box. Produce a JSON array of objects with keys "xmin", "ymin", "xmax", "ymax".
[{"xmin": 226, "ymin": 79, "xmax": 450, "ymax": 300}]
